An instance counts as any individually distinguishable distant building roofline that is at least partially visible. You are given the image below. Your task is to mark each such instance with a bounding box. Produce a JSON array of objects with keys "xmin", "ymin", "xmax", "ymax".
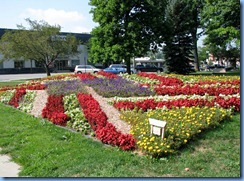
[{"xmin": 0, "ymin": 28, "xmax": 91, "ymax": 42}]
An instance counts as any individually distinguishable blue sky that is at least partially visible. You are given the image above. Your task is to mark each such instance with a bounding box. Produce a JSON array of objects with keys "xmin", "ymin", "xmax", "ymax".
[
  {"xmin": 0, "ymin": 0, "xmax": 242, "ymax": 47},
  {"xmin": 0, "ymin": 0, "xmax": 97, "ymax": 33}
]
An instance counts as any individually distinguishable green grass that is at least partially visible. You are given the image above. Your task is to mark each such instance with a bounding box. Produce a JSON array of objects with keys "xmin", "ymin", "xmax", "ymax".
[
  {"xmin": 0, "ymin": 80, "xmax": 28, "ymax": 87},
  {"xmin": 0, "ymin": 103, "xmax": 240, "ymax": 177}
]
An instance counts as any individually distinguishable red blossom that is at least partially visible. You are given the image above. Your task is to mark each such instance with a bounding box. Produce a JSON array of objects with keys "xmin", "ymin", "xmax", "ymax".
[
  {"xmin": 41, "ymin": 95, "xmax": 69, "ymax": 126},
  {"xmin": 8, "ymin": 88, "xmax": 26, "ymax": 108},
  {"xmin": 77, "ymin": 93, "xmax": 136, "ymax": 150}
]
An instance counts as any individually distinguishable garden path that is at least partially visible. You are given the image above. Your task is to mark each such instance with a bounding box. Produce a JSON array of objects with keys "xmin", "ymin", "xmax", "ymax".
[
  {"xmin": 85, "ymin": 86, "xmax": 131, "ymax": 134},
  {"xmin": 30, "ymin": 90, "xmax": 49, "ymax": 117},
  {"xmin": 0, "ymin": 148, "xmax": 21, "ymax": 177}
]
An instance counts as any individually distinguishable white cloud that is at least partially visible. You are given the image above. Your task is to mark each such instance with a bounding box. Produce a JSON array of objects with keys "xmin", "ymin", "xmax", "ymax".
[{"xmin": 20, "ymin": 8, "xmax": 92, "ymax": 33}]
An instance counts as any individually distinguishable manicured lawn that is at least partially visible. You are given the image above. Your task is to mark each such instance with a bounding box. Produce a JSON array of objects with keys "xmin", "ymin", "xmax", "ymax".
[
  {"xmin": 0, "ymin": 103, "xmax": 240, "ymax": 177},
  {"xmin": 0, "ymin": 80, "xmax": 27, "ymax": 87},
  {"xmin": 0, "ymin": 74, "xmax": 240, "ymax": 177}
]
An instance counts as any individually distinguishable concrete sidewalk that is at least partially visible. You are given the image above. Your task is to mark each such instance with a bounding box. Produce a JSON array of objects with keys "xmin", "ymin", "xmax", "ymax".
[{"xmin": 0, "ymin": 149, "xmax": 21, "ymax": 177}]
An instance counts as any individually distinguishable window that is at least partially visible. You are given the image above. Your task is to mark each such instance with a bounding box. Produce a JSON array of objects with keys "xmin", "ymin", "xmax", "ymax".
[
  {"xmin": 71, "ymin": 60, "xmax": 79, "ymax": 67},
  {"xmin": 14, "ymin": 61, "xmax": 24, "ymax": 68}
]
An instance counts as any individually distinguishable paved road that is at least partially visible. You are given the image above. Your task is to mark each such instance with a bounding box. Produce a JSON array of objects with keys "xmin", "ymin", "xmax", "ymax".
[{"xmin": 0, "ymin": 72, "xmax": 72, "ymax": 82}]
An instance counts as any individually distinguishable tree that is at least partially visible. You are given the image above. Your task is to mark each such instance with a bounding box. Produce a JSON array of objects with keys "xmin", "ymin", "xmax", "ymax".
[
  {"xmin": 163, "ymin": 0, "xmax": 194, "ymax": 74},
  {"xmin": 186, "ymin": 0, "xmax": 204, "ymax": 71},
  {"xmin": 0, "ymin": 19, "xmax": 78, "ymax": 76},
  {"xmin": 89, "ymin": 0, "xmax": 167, "ymax": 74},
  {"xmin": 201, "ymin": 0, "xmax": 240, "ymax": 49}
]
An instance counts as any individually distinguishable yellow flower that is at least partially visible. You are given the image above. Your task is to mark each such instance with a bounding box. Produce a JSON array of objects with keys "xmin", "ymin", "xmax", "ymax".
[{"xmin": 184, "ymin": 139, "xmax": 188, "ymax": 143}]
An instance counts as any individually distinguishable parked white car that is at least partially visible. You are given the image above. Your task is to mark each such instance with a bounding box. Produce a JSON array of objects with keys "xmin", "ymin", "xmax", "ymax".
[{"xmin": 74, "ymin": 65, "xmax": 102, "ymax": 74}]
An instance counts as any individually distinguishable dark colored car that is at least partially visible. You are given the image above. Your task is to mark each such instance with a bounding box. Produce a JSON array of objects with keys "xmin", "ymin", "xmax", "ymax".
[{"xmin": 135, "ymin": 64, "xmax": 163, "ymax": 73}]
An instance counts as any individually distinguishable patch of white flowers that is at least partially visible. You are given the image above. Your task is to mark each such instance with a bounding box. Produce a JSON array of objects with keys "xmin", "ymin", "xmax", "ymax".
[
  {"xmin": 63, "ymin": 94, "xmax": 92, "ymax": 134},
  {"xmin": 0, "ymin": 90, "xmax": 16, "ymax": 104},
  {"xmin": 18, "ymin": 90, "xmax": 36, "ymax": 113},
  {"xmin": 111, "ymin": 93, "xmax": 214, "ymax": 104}
]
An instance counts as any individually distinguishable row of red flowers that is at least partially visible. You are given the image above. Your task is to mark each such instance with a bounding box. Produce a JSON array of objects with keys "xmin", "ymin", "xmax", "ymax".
[
  {"xmin": 138, "ymin": 72, "xmax": 184, "ymax": 86},
  {"xmin": 138, "ymin": 72, "xmax": 240, "ymax": 87},
  {"xmin": 8, "ymin": 88, "xmax": 26, "ymax": 108},
  {"xmin": 193, "ymin": 79, "xmax": 240, "ymax": 86},
  {"xmin": 0, "ymin": 82, "xmax": 46, "ymax": 92},
  {"xmin": 75, "ymin": 73, "xmax": 97, "ymax": 80},
  {"xmin": 154, "ymin": 84, "xmax": 239, "ymax": 96},
  {"xmin": 42, "ymin": 95, "xmax": 69, "ymax": 126},
  {"xmin": 113, "ymin": 96, "xmax": 240, "ymax": 112},
  {"xmin": 97, "ymin": 71, "xmax": 118, "ymax": 79},
  {"xmin": 77, "ymin": 93, "xmax": 136, "ymax": 150}
]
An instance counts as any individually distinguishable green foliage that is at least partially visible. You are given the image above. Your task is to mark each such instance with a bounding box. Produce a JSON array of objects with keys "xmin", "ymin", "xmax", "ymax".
[
  {"xmin": 163, "ymin": 0, "xmax": 194, "ymax": 74},
  {"xmin": 63, "ymin": 94, "xmax": 92, "ymax": 134},
  {"xmin": 89, "ymin": 0, "xmax": 167, "ymax": 73},
  {"xmin": 201, "ymin": 0, "xmax": 240, "ymax": 48},
  {"xmin": 0, "ymin": 18, "xmax": 78, "ymax": 76}
]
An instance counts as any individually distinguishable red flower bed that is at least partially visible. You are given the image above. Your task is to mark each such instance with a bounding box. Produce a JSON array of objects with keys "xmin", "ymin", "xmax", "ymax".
[
  {"xmin": 114, "ymin": 96, "xmax": 240, "ymax": 112},
  {"xmin": 75, "ymin": 73, "xmax": 97, "ymax": 80},
  {"xmin": 97, "ymin": 71, "xmax": 118, "ymax": 79},
  {"xmin": 8, "ymin": 88, "xmax": 26, "ymax": 108},
  {"xmin": 138, "ymin": 72, "xmax": 184, "ymax": 86},
  {"xmin": 0, "ymin": 82, "xmax": 46, "ymax": 92},
  {"xmin": 77, "ymin": 93, "xmax": 136, "ymax": 150},
  {"xmin": 42, "ymin": 95, "xmax": 69, "ymax": 126},
  {"xmin": 154, "ymin": 84, "xmax": 240, "ymax": 96},
  {"xmin": 24, "ymin": 82, "xmax": 46, "ymax": 90},
  {"xmin": 196, "ymin": 79, "xmax": 240, "ymax": 86},
  {"xmin": 214, "ymin": 96, "xmax": 240, "ymax": 112}
]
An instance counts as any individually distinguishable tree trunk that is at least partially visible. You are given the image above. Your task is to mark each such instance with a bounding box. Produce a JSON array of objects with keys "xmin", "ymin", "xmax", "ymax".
[
  {"xmin": 44, "ymin": 64, "xmax": 51, "ymax": 76},
  {"xmin": 125, "ymin": 57, "xmax": 131, "ymax": 74},
  {"xmin": 192, "ymin": 32, "xmax": 200, "ymax": 71}
]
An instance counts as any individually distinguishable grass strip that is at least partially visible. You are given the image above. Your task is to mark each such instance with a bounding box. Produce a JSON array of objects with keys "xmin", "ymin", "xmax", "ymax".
[{"xmin": 0, "ymin": 103, "xmax": 240, "ymax": 177}]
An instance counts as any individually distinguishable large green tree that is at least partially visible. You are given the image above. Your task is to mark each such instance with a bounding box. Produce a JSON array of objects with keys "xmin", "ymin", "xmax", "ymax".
[
  {"xmin": 89, "ymin": 0, "xmax": 167, "ymax": 74},
  {"xmin": 200, "ymin": 0, "xmax": 240, "ymax": 68},
  {"xmin": 163, "ymin": 0, "xmax": 194, "ymax": 74},
  {"xmin": 201, "ymin": 0, "xmax": 240, "ymax": 49},
  {"xmin": 0, "ymin": 19, "xmax": 78, "ymax": 76},
  {"xmin": 186, "ymin": 0, "xmax": 204, "ymax": 71}
]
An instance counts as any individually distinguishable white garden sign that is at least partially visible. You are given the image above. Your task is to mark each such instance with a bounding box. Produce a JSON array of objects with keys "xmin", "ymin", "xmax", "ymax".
[{"xmin": 149, "ymin": 118, "xmax": 167, "ymax": 139}]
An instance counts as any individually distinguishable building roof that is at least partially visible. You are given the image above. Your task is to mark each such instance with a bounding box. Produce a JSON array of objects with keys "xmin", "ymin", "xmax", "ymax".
[{"xmin": 0, "ymin": 28, "xmax": 91, "ymax": 42}]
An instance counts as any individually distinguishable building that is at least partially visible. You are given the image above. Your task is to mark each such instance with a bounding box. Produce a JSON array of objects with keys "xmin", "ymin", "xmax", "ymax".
[{"xmin": 0, "ymin": 28, "xmax": 91, "ymax": 74}]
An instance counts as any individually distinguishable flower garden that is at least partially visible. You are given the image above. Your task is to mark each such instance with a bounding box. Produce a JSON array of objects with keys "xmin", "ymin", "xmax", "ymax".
[{"xmin": 0, "ymin": 72, "xmax": 240, "ymax": 157}]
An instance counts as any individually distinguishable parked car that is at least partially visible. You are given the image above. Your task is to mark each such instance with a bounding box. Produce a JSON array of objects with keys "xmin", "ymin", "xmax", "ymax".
[
  {"xmin": 74, "ymin": 65, "xmax": 102, "ymax": 74},
  {"xmin": 103, "ymin": 67, "xmax": 124, "ymax": 74},
  {"xmin": 109, "ymin": 64, "xmax": 127, "ymax": 73},
  {"xmin": 135, "ymin": 64, "xmax": 163, "ymax": 73}
]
